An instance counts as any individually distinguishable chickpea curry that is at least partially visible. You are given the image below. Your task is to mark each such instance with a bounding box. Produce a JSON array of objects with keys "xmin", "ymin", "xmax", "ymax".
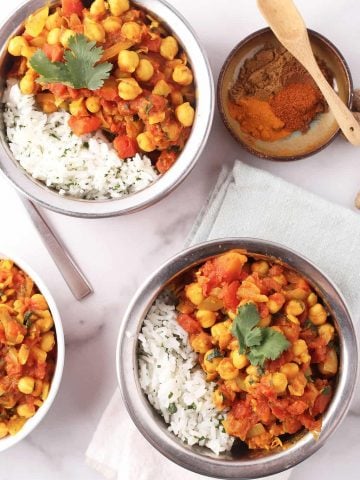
[
  {"xmin": 176, "ymin": 251, "xmax": 339, "ymax": 450},
  {"xmin": 0, "ymin": 259, "xmax": 56, "ymax": 439},
  {"xmin": 7, "ymin": 0, "xmax": 196, "ymax": 173}
]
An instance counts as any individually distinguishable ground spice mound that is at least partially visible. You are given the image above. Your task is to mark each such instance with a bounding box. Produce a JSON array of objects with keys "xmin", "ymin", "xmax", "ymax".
[{"xmin": 228, "ymin": 44, "xmax": 334, "ymax": 141}]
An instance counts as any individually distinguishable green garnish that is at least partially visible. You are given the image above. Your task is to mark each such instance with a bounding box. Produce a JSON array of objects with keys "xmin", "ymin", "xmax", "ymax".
[
  {"xmin": 206, "ymin": 348, "xmax": 224, "ymax": 362},
  {"xmin": 30, "ymin": 34, "xmax": 112, "ymax": 90},
  {"xmin": 23, "ymin": 310, "xmax": 33, "ymax": 328},
  {"xmin": 186, "ymin": 402, "xmax": 196, "ymax": 410},
  {"xmin": 168, "ymin": 403, "xmax": 177, "ymax": 414},
  {"xmin": 322, "ymin": 386, "xmax": 331, "ymax": 396},
  {"xmin": 231, "ymin": 303, "xmax": 290, "ymax": 367}
]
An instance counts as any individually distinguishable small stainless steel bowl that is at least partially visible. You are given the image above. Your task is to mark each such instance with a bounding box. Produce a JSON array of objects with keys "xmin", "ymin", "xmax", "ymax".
[
  {"xmin": 0, "ymin": 0, "xmax": 214, "ymax": 218},
  {"xmin": 117, "ymin": 238, "xmax": 357, "ymax": 479}
]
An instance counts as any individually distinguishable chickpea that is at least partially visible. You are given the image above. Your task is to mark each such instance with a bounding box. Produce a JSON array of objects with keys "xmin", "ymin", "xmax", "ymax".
[
  {"xmin": 196, "ymin": 309, "xmax": 217, "ymax": 328},
  {"xmin": 285, "ymin": 299, "xmax": 305, "ymax": 316},
  {"xmin": 20, "ymin": 73, "xmax": 35, "ymax": 95},
  {"xmin": 86, "ymin": 96, "xmax": 101, "ymax": 113},
  {"xmin": 40, "ymin": 332, "xmax": 55, "ymax": 352},
  {"xmin": 18, "ymin": 344, "xmax": 30, "ymax": 365},
  {"xmin": 21, "ymin": 45, "xmax": 37, "ymax": 59},
  {"xmin": 84, "ymin": 19, "xmax": 106, "ymax": 43},
  {"xmin": 271, "ymin": 372, "xmax": 288, "ymax": 394},
  {"xmin": 160, "ymin": 36, "xmax": 179, "ymax": 60},
  {"xmin": 135, "ymin": 58, "xmax": 154, "ymax": 82},
  {"xmin": 272, "ymin": 274, "xmax": 287, "ymax": 286},
  {"xmin": 172, "ymin": 65, "xmax": 193, "ymax": 86},
  {"xmin": 46, "ymin": 11, "xmax": 62, "ymax": 30},
  {"xmin": 118, "ymin": 77, "xmax": 142, "ymax": 100},
  {"xmin": 288, "ymin": 372, "xmax": 307, "ymax": 396},
  {"xmin": 280, "ymin": 362, "xmax": 299, "ymax": 379},
  {"xmin": 36, "ymin": 311, "xmax": 54, "ymax": 333},
  {"xmin": 319, "ymin": 349, "xmax": 338, "ymax": 376},
  {"xmin": 18, "ymin": 376, "xmax": 35, "ymax": 394},
  {"xmin": 90, "ymin": 0, "xmax": 107, "ymax": 16},
  {"xmin": 318, "ymin": 323, "xmax": 335, "ymax": 344},
  {"xmin": 230, "ymin": 350, "xmax": 249, "ymax": 370},
  {"xmin": 212, "ymin": 389, "xmax": 224, "ymax": 410},
  {"xmin": 217, "ymin": 358, "xmax": 239, "ymax": 380},
  {"xmin": 152, "ymin": 79, "xmax": 171, "ymax": 97},
  {"xmin": 118, "ymin": 50, "xmax": 139, "ymax": 73},
  {"xmin": 69, "ymin": 98, "xmax": 87, "ymax": 116},
  {"xmin": 309, "ymin": 303, "xmax": 327, "ymax": 325},
  {"xmin": 293, "ymin": 339, "xmax": 311, "ymax": 364},
  {"xmin": 307, "ymin": 292, "xmax": 318, "ymax": 307},
  {"xmin": 47, "ymin": 28, "xmax": 62, "ymax": 45},
  {"xmin": 102, "ymin": 16, "xmax": 122, "ymax": 33},
  {"xmin": 251, "ymin": 260, "xmax": 269, "ymax": 276},
  {"xmin": 31, "ymin": 294, "xmax": 48, "ymax": 311},
  {"xmin": 204, "ymin": 349, "xmax": 222, "ymax": 373},
  {"xmin": 0, "ymin": 423, "xmax": 8, "ymax": 439},
  {"xmin": 60, "ymin": 29, "xmax": 75, "ymax": 48},
  {"xmin": 17, "ymin": 404, "xmax": 35, "ymax": 418},
  {"xmin": 8, "ymin": 36, "xmax": 28, "ymax": 56},
  {"xmin": 121, "ymin": 21, "xmax": 142, "ymax": 42},
  {"xmin": 175, "ymin": 102, "xmax": 195, "ymax": 127},
  {"xmin": 244, "ymin": 374, "xmax": 259, "ymax": 390},
  {"xmin": 190, "ymin": 332, "xmax": 212, "ymax": 354},
  {"xmin": 108, "ymin": 0, "xmax": 130, "ymax": 16},
  {"xmin": 41, "ymin": 382, "xmax": 50, "ymax": 401},
  {"xmin": 185, "ymin": 282, "xmax": 204, "ymax": 306},
  {"xmin": 210, "ymin": 321, "xmax": 230, "ymax": 343},
  {"xmin": 31, "ymin": 346, "xmax": 47, "ymax": 363},
  {"xmin": 259, "ymin": 315, "xmax": 272, "ymax": 327},
  {"xmin": 136, "ymin": 132, "xmax": 156, "ymax": 152}
]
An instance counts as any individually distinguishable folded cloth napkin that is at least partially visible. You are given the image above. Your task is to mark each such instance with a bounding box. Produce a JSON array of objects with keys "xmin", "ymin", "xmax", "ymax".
[{"xmin": 86, "ymin": 160, "xmax": 360, "ymax": 479}]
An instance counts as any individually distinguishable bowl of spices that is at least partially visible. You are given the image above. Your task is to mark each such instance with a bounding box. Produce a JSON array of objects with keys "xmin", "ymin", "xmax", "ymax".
[{"xmin": 217, "ymin": 28, "xmax": 352, "ymax": 160}]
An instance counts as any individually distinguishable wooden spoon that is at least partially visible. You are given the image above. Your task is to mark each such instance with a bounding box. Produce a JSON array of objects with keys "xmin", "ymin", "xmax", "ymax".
[{"xmin": 257, "ymin": 0, "xmax": 360, "ymax": 146}]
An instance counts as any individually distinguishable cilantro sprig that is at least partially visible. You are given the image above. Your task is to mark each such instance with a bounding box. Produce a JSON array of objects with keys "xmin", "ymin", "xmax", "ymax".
[
  {"xmin": 30, "ymin": 34, "xmax": 112, "ymax": 90},
  {"xmin": 231, "ymin": 303, "xmax": 290, "ymax": 367}
]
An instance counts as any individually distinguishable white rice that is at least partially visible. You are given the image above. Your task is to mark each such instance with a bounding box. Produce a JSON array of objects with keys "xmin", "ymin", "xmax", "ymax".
[
  {"xmin": 138, "ymin": 298, "xmax": 234, "ymax": 455},
  {"xmin": 2, "ymin": 79, "xmax": 158, "ymax": 200}
]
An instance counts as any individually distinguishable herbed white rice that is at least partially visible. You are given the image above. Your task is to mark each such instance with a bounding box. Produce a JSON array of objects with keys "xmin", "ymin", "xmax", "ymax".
[
  {"xmin": 2, "ymin": 79, "xmax": 158, "ymax": 200},
  {"xmin": 138, "ymin": 298, "xmax": 234, "ymax": 455}
]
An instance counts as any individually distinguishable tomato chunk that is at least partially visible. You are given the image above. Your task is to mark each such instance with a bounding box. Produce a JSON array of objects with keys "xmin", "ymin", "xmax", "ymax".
[
  {"xmin": 68, "ymin": 115, "xmax": 101, "ymax": 136},
  {"xmin": 42, "ymin": 44, "xmax": 64, "ymax": 62},
  {"xmin": 113, "ymin": 135, "xmax": 138, "ymax": 159},
  {"xmin": 156, "ymin": 150, "xmax": 177, "ymax": 173},
  {"xmin": 61, "ymin": 0, "xmax": 83, "ymax": 16},
  {"xmin": 177, "ymin": 314, "xmax": 202, "ymax": 334}
]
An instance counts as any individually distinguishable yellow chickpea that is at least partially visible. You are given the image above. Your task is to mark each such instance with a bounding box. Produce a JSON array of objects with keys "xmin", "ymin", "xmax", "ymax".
[
  {"xmin": 0, "ymin": 423, "xmax": 8, "ymax": 439},
  {"xmin": 118, "ymin": 50, "xmax": 139, "ymax": 73},
  {"xmin": 152, "ymin": 79, "xmax": 171, "ymax": 97},
  {"xmin": 136, "ymin": 132, "xmax": 156, "ymax": 152},
  {"xmin": 172, "ymin": 65, "xmax": 193, "ymax": 86},
  {"xmin": 108, "ymin": 0, "xmax": 130, "ymax": 16},
  {"xmin": 118, "ymin": 77, "xmax": 143, "ymax": 100},
  {"xmin": 18, "ymin": 344, "xmax": 30, "ymax": 365},
  {"xmin": 90, "ymin": 0, "xmax": 107, "ymax": 16},
  {"xmin": 285, "ymin": 299, "xmax": 305, "ymax": 316},
  {"xmin": 20, "ymin": 73, "xmax": 35, "ymax": 95},
  {"xmin": 204, "ymin": 349, "xmax": 222, "ymax": 373},
  {"xmin": 60, "ymin": 29, "xmax": 75, "ymax": 48},
  {"xmin": 47, "ymin": 28, "xmax": 62, "ymax": 45},
  {"xmin": 86, "ymin": 96, "xmax": 101, "ymax": 113},
  {"xmin": 190, "ymin": 332, "xmax": 212, "ymax": 354},
  {"xmin": 121, "ymin": 21, "xmax": 142, "ymax": 42},
  {"xmin": 271, "ymin": 372, "xmax": 288, "ymax": 394},
  {"xmin": 230, "ymin": 350, "xmax": 249, "ymax": 370},
  {"xmin": 280, "ymin": 362, "xmax": 299, "ymax": 379},
  {"xmin": 292, "ymin": 339, "xmax": 311, "ymax": 364},
  {"xmin": 21, "ymin": 45, "xmax": 37, "ymax": 59},
  {"xmin": 69, "ymin": 98, "xmax": 87, "ymax": 116},
  {"xmin": 160, "ymin": 36, "xmax": 179, "ymax": 60},
  {"xmin": 307, "ymin": 292, "xmax": 318, "ymax": 307},
  {"xmin": 318, "ymin": 323, "xmax": 335, "ymax": 344},
  {"xmin": 196, "ymin": 309, "xmax": 217, "ymax": 328},
  {"xmin": 8, "ymin": 36, "xmax": 28, "ymax": 56},
  {"xmin": 212, "ymin": 388, "xmax": 225, "ymax": 410},
  {"xmin": 41, "ymin": 382, "xmax": 50, "ymax": 401},
  {"xmin": 36, "ymin": 311, "xmax": 54, "ymax": 333},
  {"xmin": 319, "ymin": 349, "xmax": 338, "ymax": 376},
  {"xmin": 46, "ymin": 11, "xmax": 62, "ymax": 30},
  {"xmin": 217, "ymin": 358, "xmax": 239, "ymax": 380},
  {"xmin": 185, "ymin": 282, "xmax": 204, "ymax": 306},
  {"xmin": 18, "ymin": 376, "xmax": 35, "ymax": 394},
  {"xmin": 84, "ymin": 19, "xmax": 106, "ymax": 43},
  {"xmin": 102, "ymin": 16, "xmax": 122, "ymax": 33},
  {"xmin": 31, "ymin": 294, "xmax": 48, "ymax": 311},
  {"xmin": 210, "ymin": 321, "xmax": 230, "ymax": 343},
  {"xmin": 175, "ymin": 102, "xmax": 195, "ymax": 127},
  {"xmin": 40, "ymin": 332, "xmax": 55, "ymax": 352},
  {"xmin": 135, "ymin": 58, "xmax": 154, "ymax": 82},
  {"xmin": 309, "ymin": 303, "xmax": 328, "ymax": 325},
  {"xmin": 251, "ymin": 260, "xmax": 269, "ymax": 276},
  {"xmin": 17, "ymin": 404, "xmax": 36, "ymax": 418}
]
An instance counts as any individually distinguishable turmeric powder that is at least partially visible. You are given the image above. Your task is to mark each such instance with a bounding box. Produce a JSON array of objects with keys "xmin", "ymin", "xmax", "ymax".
[{"xmin": 228, "ymin": 97, "xmax": 291, "ymax": 141}]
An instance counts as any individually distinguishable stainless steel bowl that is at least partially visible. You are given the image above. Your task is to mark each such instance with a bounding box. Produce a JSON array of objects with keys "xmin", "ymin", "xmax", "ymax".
[
  {"xmin": 117, "ymin": 238, "xmax": 358, "ymax": 479},
  {"xmin": 0, "ymin": 0, "xmax": 214, "ymax": 218}
]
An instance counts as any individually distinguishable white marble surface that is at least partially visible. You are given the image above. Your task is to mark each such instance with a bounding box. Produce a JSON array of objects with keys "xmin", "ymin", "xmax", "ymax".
[{"xmin": 0, "ymin": 0, "xmax": 359, "ymax": 478}]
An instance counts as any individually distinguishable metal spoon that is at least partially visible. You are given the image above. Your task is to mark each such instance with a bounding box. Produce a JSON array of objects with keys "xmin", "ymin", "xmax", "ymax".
[
  {"xmin": 257, "ymin": 0, "xmax": 360, "ymax": 146},
  {"xmin": 21, "ymin": 197, "xmax": 93, "ymax": 300}
]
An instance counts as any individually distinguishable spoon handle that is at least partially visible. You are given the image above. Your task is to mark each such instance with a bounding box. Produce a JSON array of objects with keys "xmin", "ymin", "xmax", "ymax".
[{"xmin": 21, "ymin": 197, "xmax": 93, "ymax": 300}]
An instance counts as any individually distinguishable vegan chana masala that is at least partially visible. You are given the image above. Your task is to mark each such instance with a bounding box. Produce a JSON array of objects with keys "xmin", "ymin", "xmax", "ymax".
[
  {"xmin": 7, "ymin": 0, "xmax": 196, "ymax": 174},
  {"xmin": 176, "ymin": 251, "xmax": 338, "ymax": 450}
]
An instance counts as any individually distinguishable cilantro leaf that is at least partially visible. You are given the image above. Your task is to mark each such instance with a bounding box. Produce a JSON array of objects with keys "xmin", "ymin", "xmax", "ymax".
[
  {"xmin": 30, "ymin": 34, "xmax": 112, "ymax": 90},
  {"xmin": 206, "ymin": 348, "xmax": 224, "ymax": 362},
  {"xmin": 231, "ymin": 303, "xmax": 290, "ymax": 368}
]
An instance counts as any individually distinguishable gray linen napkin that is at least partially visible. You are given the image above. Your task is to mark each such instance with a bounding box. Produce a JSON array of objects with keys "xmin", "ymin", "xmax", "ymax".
[{"xmin": 86, "ymin": 160, "xmax": 359, "ymax": 479}]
